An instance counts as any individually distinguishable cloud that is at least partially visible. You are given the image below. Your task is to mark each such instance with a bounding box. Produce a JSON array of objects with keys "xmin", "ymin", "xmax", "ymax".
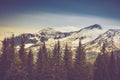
[
  {"xmin": 54, "ymin": 25, "xmax": 80, "ymax": 32},
  {"xmin": 0, "ymin": 13, "xmax": 120, "ymax": 29}
]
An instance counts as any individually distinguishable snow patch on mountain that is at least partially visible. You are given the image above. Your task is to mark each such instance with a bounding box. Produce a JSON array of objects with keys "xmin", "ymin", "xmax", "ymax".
[
  {"xmin": 60, "ymin": 24, "xmax": 105, "ymax": 44},
  {"xmin": 85, "ymin": 29, "xmax": 120, "ymax": 52}
]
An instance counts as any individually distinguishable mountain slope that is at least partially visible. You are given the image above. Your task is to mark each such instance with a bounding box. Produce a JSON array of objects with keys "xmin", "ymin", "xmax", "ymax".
[
  {"xmin": 14, "ymin": 24, "xmax": 105, "ymax": 48},
  {"xmin": 85, "ymin": 29, "xmax": 120, "ymax": 52}
]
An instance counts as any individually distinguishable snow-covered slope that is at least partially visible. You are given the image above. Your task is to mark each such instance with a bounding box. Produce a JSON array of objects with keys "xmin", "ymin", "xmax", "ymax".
[
  {"xmin": 61, "ymin": 24, "xmax": 104, "ymax": 44},
  {"xmin": 13, "ymin": 24, "xmax": 106, "ymax": 49},
  {"xmin": 5, "ymin": 24, "xmax": 120, "ymax": 61},
  {"xmin": 85, "ymin": 29, "xmax": 120, "ymax": 52},
  {"xmin": 38, "ymin": 27, "xmax": 72, "ymax": 40}
]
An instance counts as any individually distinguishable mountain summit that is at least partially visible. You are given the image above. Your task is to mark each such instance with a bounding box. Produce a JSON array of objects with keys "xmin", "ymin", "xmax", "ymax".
[
  {"xmin": 12, "ymin": 24, "xmax": 120, "ymax": 54},
  {"xmin": 84, "ymin": 24, "xmax": 102, "ymax": 30}
]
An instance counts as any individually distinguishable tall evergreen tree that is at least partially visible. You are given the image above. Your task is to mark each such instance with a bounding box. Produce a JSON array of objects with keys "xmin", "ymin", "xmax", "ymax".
[
  {"xmin": 27, "ymin": 49, "xmax": 34, "ymax": 80},
  {"xmin": 44, "ymin": 42, "xmax": 54, "ymax": 80},
  {"xmin": 0, "ymin": 35, "xmax": 27, "ymax": 80},
  {"xmin": 5, "ymin": 54, "xmax": 27, "ymax": 80},
  {"xmin": 116, "ymin": 56, "xmax": 120, "ymax": 80},
  {"xmin": 101, "ymin": 43, "xmax": 110, "ymax": 80},
  {"xmin": 19, "ymin": 35, "xmax": 26, "ymax": 63},
  {"xmin": 108, "ymin": 51, "xmax": 116, "ymax": 80},
  {"xmin": 94, "ymin": 43, "xmax": 110, "ymax": 80},
  {"xmin": 8, "ymin": 35, "xmax": 15, "ymax": 63},
  {"xmin": 63, "ymin": 43, "xmax": 73, "ymax": 80},
  {"xmin": 42, "ymin": 42, "xmax": 48, "ymax": 68},
  {"xmin": 0, "ymin": 38, "xmax": 9, "ymax": 80},
  {"xmin": 74, "ymin": 40, "xmax": 89, "ymax": 80},
  {"xmin": 36, "ymin": 47, "xmax": 43, "ymax": 80},
  {"xmin": 74, "ymin": 41, "xmax": 85, "ymax": 66},
  {"xmin": 18, "ymin": 35, "xmax": 28, "ymax": 80},
  {"xmin": 0, "ymin": 35, "xmax": 17, "ymax": 80},
  {"xmin": 94, "ymin": 53, "xmax": 103, "ymax": 80},
  {"xmin": 52, "ymin": 40, "xmax": 62, "ymax": 80}
]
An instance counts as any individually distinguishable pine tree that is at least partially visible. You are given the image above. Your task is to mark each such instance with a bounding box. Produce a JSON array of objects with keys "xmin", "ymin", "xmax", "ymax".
[
  {"xmin": 0, "ymin": 35, "xmax": 17, "ymax": 80},
  {"xmin": 36, "ymin": 47, "xmax": 43, "ymax": 80},
  {"xmin": 116, "ymin": 56, "xmax": 120, "ymax": 80},
  {"xmin": 19, "ymin": 35, "xmax": 26, "ymax": 64},
  {"xmin": 0, "ymin": 35, "xmax": 27, "ymax": 80},
  {"xmin": 94, "ymin": 43, "xmax": 110, "ymax": 80},
  {"xmin": 94, "ymin": 54, "xmax": 103, "ymax": 80},
  {"xmin": 74, "ymin": 40, "xmax": 89, "ymax": 80},
  {"xmin": 63, "ymin": 43, "xmax": 73, "ymax": 80},
  {"xmin": 74, "ymin": 40, "xmax": 85, "ymax": 66},
  {"xmin": 101, "ymin": 43, "xmax": 110, "ymax": 80},
  {"xmin": 42, "ymin": 42, "xmax": 48, "ymax": 68},
  {"xmin": 52, "ymin": 41, "xmax": 62, "ymax": 80},
  {"xmin": 0, "ymin": 38, "xmax": 9, "ymax": 80},
  {"xmin": 18, "ymin": 35, "xmax": 28, "ymax": 80},
  {"xmin": 8, "ymin": 35, "xmax": 15, "ymax": 63},
  {"xmin": 108, "ymin": 51, "xmax": 116, "ymax": 80},
  {"xmin": 41, "ymin": 42, "xmax": 50, "ymax": 80},
  {"xmin": 26, "ymin": 49, "xmax": 34, "ymax": 80},
  {"xmin": 5, "ymin": 54, "xmax": 27, "ymax": 80}
]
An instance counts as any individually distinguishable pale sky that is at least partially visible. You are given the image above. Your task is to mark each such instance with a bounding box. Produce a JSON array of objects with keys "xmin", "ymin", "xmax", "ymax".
[{"xmin": 0, "ymin": 0, "xmax": 120, "ymax": 40}]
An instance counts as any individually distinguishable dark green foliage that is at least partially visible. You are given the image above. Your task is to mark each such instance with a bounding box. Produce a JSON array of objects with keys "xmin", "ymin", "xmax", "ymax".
[
  {"xmin": 19, "ymin": 35, "xmax": 27, "ymax": 64},
  {"xmin": 52, "ymin": 41, "xmax": 63, "ymax": 80},
  {"xmin": 108, "ymin": 52, "xmax": 116, "ymax": 80},
  {"xmin": 36, "ymin": 42, "xmax": 53, "ymax": 80},
  {"xmin": 74, "ymin": 40, "xmax": 90, "ymax": 80},
  {"xmin": 0, "ymin": 35, "xmax": 28, "ymax": 80},
  {"xmin": 94, "ymin": 43, "xmax": 109, "ymax": 80},
  {"xmin": 94, "ymin": 43, "xmax": 119, "ymax": 80},
  {"xmin": 36, "ymin": 48, "xmax": 42, "ymax": 80},
  {"xmin": 116, "ymin": 56, "xmax": 120, "ymax": 80},
  {"xmin": 26, "ymin": 49, "xmax": 34, "ymax": 80},
  {"xmin": 0, "ymin": 38, "xmax": 9, "ymax": 80},
  {"xmin": 5, "ymin": 54, "xmax": 27, "ymax": 80},
  {"xmin": 1, "ymin": 36, "xmax": 120, "ymax": 80},
  {"xmin": 63, "ymin": 43, "xmax": 73, "ymax": 80},
  {"xmin": 75, "ymin": 41, "xmax": 86, "ymax": 67}
]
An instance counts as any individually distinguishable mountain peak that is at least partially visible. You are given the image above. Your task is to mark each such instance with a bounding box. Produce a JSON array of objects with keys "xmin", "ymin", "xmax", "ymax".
[
  {"xmin": 84, "ymin": 24, "xmax": 102, "ymax": 30},
  {"xmin": 105, "ymin": 29, "xmax": 120, "ymax": 36},
  {"xmin": 107, "ymin": 29, "xmax": 120, "ymax": 32},
  {"xmin": 38, "ymin": 27, "xmax": 57, "ymax": 34},
  {"xmin": 39, "ymin": 27, "xmax": 55, "ymax": 32}
]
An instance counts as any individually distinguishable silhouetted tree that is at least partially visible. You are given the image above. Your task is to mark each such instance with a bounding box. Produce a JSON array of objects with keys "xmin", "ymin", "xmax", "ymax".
[
  {"xmin": 74, "ymin": 40, "xmax": 90, "ymax": 80},
  {"xmin": 36, "ymin": 47, "xmax": 43, "ymax": 80},
  {"xmin": 94, "ymin": 53, "xmax": 103, "ymax": 80},
  {"xmin": 0, "ymin": 38, "xmax": 9, "ymax": 80},
  {"xmin": 0, "ymin": 35, "xmax": 17, "ymax": 80},
  {"xmin": 36, "ymin": 42, "xmax": 53, "ymax": 80},
  {"xmin": 94, "ymin": 43, "xmax": 110, "ymax": 80},
  {"xmin": 63, "ymin": 43, "xmax": 73, "ymax": 80},
  {"xmin": 18, "ymin": 35, "xmax": 28, "ymax": 80},
  {"xmin": 108, "ymin": 51, "xmax": 116, "ymax": 80},
  {"xmin": 116, "ymin": 56, "xmax": 120, "ymax": 80},
  {"xmin": 19, "ymin": 35, "xmax": 27, "ymax": 64},
  {"xmin": 52, "ymin": 41, "xmax": 63, "ymax": 80},
  {"xmin": 5, "ymin": 53, "xmax": 27, "ymax": 80},
  {"xmin": 26, "ymin": 49, "xmax": 34, "ymax": 80},
  {"xmin": 0, "ymin": 35, "xmax": 27, "ymax": 80}
]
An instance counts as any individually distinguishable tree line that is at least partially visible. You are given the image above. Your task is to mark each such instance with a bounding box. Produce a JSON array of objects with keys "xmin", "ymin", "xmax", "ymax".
[{"xmin": 0, "ymin": 35, "xmax": 120, "ymax": 80}]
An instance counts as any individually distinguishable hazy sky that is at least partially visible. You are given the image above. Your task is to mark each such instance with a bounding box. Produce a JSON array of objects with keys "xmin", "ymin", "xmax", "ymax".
[{"xmin": 0, "ymin": 0, "xmax": 120, "ymax": 39}]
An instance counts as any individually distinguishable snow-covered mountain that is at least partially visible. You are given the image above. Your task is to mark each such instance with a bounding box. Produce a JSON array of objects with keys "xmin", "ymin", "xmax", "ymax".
[
  {"xmin": 13, "ymin": 24, "xmax": 105, "ymax": 49},
  {"xmin": 60, "ymin": 24, "xmax": 104, "ymax": 44},
  {"xmin": 12, "ymin": 24, "xmax": 120, "ymax": 55},
  {"xmin": 3, "ymin": 24, "xmax": 120, "ymax": 61},
  {"xmin": 85, "ymin": 29, "xmax": 120, "ymax": 52},
  {"xmin": 38, "ymin": 27, "xmax": 73, "ymax": 40}
]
